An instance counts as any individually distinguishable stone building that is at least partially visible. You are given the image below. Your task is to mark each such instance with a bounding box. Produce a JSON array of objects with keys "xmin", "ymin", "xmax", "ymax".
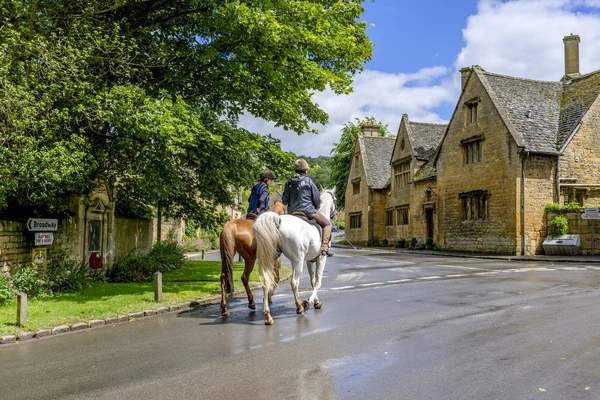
[
  {"xmin": 386, "ymin": 114, "xmax": 446, "ymax": 246},
  {"xmin": 344, "ymin": 124, "xmax": 395, "ymax": 245},
  {"xmin": 434, "ymin": 34, "xmax": 600, "ymax": 255}
]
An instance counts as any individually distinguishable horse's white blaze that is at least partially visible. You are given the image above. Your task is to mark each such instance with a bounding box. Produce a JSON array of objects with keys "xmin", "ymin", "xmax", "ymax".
[{"xmin": 253, "ymin": 190, "xmax": 336, "ymax": 324}]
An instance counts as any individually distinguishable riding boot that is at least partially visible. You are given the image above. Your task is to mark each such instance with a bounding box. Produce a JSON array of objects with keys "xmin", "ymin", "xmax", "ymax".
[{"xmin": 320, "ymin": 225, "xmax": 334, "ymax": 257}]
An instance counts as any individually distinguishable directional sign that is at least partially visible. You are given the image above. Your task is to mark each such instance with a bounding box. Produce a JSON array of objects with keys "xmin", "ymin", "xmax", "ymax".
[
  {"xmin": 34, "ymin": 233, "xmax": 54, "ymax": 246},
  {"xmin": 26, "ymin": 218, "xmax": 58, "ymax": 232},
  {"xmin": 584, "ymin": 208, "xmax": 600, "ymax": 213},
  {"xmin": 582, "ymin": 212, "xmax": 600, "ymax": 219}
]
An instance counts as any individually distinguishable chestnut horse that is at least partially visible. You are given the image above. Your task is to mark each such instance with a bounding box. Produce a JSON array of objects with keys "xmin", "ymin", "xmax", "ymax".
[{"xmin": 219, "ymin": 201, "xmax": 285, "ymax": 316}]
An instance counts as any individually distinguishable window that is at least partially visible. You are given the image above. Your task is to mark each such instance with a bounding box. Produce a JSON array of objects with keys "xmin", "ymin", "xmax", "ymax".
[
  {"xmin": 386, "ymin": 210, "xmax": 394, "ymax": 226},
  {"xmin": 88, "ymin": 220, "xmax": 101, "ymax": 251},
  {"xmin": 350, "ymin": 213, "xmax": 362, "ymax": 229},
  {"xmin": 354, "ymin": 153, "xmax": 360, "ymax": 169},
  {"xmin": 464, "ymin": 140, "xmax": 483, "ymax": 165},
  {"xmin": 396, "ymin": 207, "xmax": 409, "ymax": 225},
  {"xmin": 468, "ymin": 103, "xmax": 478, "ymax": 124},
  {"xmin": 352, "ymin": 179, "xmax": 360, "ymax": 195},
  {"xmin": 460, "ymin": 191, "xmax": 489, "ymax": 221},
  {"xmin": 563, "ymin": 192, "xmax": 582, "ymax": 205},
  {"xmin": 393, "ymin": 161, "xmax": 411, "ymax": 188}
]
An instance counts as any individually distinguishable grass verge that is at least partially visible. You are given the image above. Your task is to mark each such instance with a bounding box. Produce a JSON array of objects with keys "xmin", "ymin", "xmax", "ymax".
[{"xmin": 0, "ymin": 260, "xmax": 290, "ymax": 337}]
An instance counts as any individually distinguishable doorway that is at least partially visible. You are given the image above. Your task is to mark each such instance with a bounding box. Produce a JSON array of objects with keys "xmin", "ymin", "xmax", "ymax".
[{"xmin": 425, "ymin": 208, "xmax": 434, "ymax": 239}]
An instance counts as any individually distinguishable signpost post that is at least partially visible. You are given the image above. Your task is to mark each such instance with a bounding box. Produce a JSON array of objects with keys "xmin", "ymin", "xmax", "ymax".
[{"xmin": 582, "ymin": 209, "xmax": 600, "ymax": 255}]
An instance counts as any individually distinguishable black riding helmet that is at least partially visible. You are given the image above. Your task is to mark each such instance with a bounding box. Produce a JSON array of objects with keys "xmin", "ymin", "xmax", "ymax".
[{"xmin": 260, "ymin": 170, "xmax": 276, "ymax": 182}]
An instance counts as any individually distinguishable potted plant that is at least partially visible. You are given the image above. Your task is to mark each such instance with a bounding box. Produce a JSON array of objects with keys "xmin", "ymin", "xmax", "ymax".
[
  {"xmin": 396, "ymin": 238, "xmax": 406, "ymax": 248},
  {"xmin": 410, "ymin": 237, "xmax": 418, "ymax": 248},
  {"xmin": 382, "ymin": 238, "xmax": 388, "ymax": 246}
]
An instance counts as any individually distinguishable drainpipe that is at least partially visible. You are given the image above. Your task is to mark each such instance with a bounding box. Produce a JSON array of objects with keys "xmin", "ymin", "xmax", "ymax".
[
  {"xmin": 369, "ymin": 188, "xmax": 374, "ymax": 246},
  {"xmin": 556, "ymin": 155, "xmax": 561, "ymax": 203},
  {"xmin": 521, "ymin": 151, "xmax": 529, "ymax": 255}
]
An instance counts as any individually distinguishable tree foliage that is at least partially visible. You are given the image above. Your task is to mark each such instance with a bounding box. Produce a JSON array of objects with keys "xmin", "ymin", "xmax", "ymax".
[
  {"xmin": 328, "ymin": 117, "xmax": 389, "ymax": 209},
  {"xmin": 0, "ymin": 0, "xmax": 372, "ymax": 225}
]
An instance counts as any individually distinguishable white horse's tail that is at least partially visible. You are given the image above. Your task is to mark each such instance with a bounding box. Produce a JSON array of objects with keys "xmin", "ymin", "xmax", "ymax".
[{"xmin": 253, "ymin": 212, "xmax": 282, "ymax": 293}]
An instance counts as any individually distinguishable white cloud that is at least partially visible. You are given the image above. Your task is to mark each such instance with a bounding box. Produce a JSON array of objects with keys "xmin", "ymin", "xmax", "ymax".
[{"xmin": 241, "ymin": 0, "xmax": 600, "ymax": 157}]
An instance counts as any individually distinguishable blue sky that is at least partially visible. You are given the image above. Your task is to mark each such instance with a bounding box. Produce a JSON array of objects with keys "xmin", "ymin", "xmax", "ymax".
[{"xmin": 241, "ymin": 0, "xmax": 600, "ymax": 157}]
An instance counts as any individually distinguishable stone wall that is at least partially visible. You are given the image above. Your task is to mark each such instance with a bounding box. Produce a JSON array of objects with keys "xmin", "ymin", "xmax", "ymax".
[
  {"xmin": 437, "ymin": 72, "xmax": 520, "ymax": 254},
  {"xmin": 115, "ymin": 217, "xmax": 154, "ymax": 260},
  {"xmin": 522, "ymin": 154, "xmax": 557, "ymax": 254},
  {"xmin": 0, "ymin": 221, "xmax": 30, "ymax": 268}
]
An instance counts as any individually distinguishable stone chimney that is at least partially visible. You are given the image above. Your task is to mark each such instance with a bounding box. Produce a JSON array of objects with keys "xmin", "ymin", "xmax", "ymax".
[
  {"xmin": 361, "ymin": 123, "xmax": 380, "ymax": 137},
  {"xmin": 459, "ymin": 67, "xmax": 472, "ymax": 91},
  {"xmin": 563, "ymin": 34, "xmax": 580, "ymax": 78}
]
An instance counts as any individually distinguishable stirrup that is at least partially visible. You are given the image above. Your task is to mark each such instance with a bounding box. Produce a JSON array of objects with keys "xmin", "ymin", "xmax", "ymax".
[{"xmin": 321, "ymin": 248, "xmax": 334, "ymax": 257}]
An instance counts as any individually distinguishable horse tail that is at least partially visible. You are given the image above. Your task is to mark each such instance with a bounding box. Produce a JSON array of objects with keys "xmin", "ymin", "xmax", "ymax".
[
  {"xmin": 219, "ymin": 223, "xmax": 235, "ymax": 294},
  {"xmin": 253, "ymin": 212, "xmax": 281, "ymax": 294}
]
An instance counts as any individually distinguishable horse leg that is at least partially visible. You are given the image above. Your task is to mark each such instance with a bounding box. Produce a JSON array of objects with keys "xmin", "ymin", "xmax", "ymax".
[
  {"xmin": 263, "ymin": 285, "xmax": 274, "ymax": 325},
  {"xmin": 309, "ymin": 256, "xmax": 326, "ymax": 310},
  {"xmin": 241, "ymin": 256, "xmax": 256, "ymax": 310},
  {"xmin": 289, "ymin": 258, "xmax": 305, "ymax": 315},
  {"xmin": 302, "ymin": 260, "xmax": 316, "ymax": 311}
]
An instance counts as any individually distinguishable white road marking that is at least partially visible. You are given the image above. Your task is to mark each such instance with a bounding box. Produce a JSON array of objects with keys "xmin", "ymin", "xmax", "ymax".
[
  {"xmin": 435, "ymin": 265, "xmax": 486, "ymax": 270},
  {"xmin": 419, "ymin": 276, "xmax": 441, "ymax": 280},
  {"xmin": 358, "ymin": 282, "xmax": 385, "ymax": 287},
  {"xmin": 331, "ymin": 286, "xmax": 355, "ymax": 290},
  {"xmin": 387, "ymin": 279, "xmax": 414, "ymax": 283},
  {"xmin": 334, "ymin": 254, "xmax": 353, "ymax": 258},
  {"xmin": 446, "ymin": 274, "xmax": 468, "ymax": 277}
]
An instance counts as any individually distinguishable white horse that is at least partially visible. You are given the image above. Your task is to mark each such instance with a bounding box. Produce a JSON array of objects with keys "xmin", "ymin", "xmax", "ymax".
[{"xmin": 253, "ymin": 189, "xmax": 336, "ymax": 325}]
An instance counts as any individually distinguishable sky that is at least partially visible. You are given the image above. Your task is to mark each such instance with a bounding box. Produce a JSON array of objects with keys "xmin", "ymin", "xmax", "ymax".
[{"xmin": 241, "ymin": 0, "xmax": 600, "ymax": 157}]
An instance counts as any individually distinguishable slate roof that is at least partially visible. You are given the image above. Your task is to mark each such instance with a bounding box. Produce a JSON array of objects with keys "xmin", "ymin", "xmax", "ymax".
[
  {"xmin": 476, "ymin": 67, "xmax": 600, "ymax": 154},
  {"xmin": 357, "ymin": 136, "xmax": 396, "ymax": 189},
  {"xmin": 407, "ymin": 121, "xmax": 447, "ymax": 160}
]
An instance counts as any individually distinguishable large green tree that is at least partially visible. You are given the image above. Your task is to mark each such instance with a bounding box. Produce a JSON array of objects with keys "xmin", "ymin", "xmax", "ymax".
[
  {"xmin": 328, "ymin": 117, "xmax": 389, "ymax": 209},
  {"xmin": 0, "ymin": 0, "xmax": 372, "ymax": 225}
]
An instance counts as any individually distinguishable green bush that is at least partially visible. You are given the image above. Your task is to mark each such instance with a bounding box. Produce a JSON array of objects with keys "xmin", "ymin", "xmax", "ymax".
[
  {"xmin": 110, "ymin": 240, "xmax": 185, "ymax": 283},
  {"xmin": 46, "ymin": 253, "xmax": 91, "ymax": 293},
  {"xmin": 549, "ymin": 215, "xmax": 570, "ymax": 238},
  {"xmin": 185, "ymin": 219, "xmax": 198, "ymax": 238},
  {"xmin": 0, "ymin": 272, "xmax": 14, "ymax": 306},
  {"xmin": 545, "ymin": 202, "xmax": 585, "ymax": 214},
  {"xmin": 109, "ymin": 254, "xmax": 155, "ymax": 283},
  {"xmin": 6, "ymin": 263, "xmax": 52, "ymax": 299},
  {"xmin": 198, "ymin": 229, "xmax": 220, "ymax": 250},
  {"xmin": 149, "ymin": 240, "xmax": 185, "ymax": 272}
]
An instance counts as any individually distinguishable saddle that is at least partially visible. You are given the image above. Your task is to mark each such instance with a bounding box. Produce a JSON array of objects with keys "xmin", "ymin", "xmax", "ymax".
[{"xmin": 290, "ymin": 212, "xmax": 323, "ymax": 242}]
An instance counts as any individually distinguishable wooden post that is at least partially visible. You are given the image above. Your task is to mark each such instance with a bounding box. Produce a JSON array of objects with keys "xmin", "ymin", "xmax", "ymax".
[
  {"xmin": 154, "ymin": 272, "xmax": 162, "ymax": 302},
  {"xmin": 201, "ymin": 249, "xmax": 206, "ymax": 260},
  {"xmin": 17, "ymin": 292, "xmax": 27, "ymax": 327},
  {"xmin": 238, "ymin": 254, "xmax": 243, "ymax": 262}
]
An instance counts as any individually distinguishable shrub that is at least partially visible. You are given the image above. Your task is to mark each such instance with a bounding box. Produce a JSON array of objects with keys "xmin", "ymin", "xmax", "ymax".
[
  {"xmin": 198, "ymin": 229, "xmax": 220, "ymax": 250},
  {"xmin": 185, "ymin": 219, "xmax": 198, "ymax": 238},
  {"xmin": 46, "ymin": 252, "xmax": 91, "ymax": 293},
  {"xmin": 332, "ymin": 219, "xmax": 345, "ymax": 230},
  {"xmin": 0, "ymin": 272, "xmax": 14, "ymax": 306},
  {"xmin": 149, "ymin": 240, "xmax": 185, "ymax": 272},
  {"xmin": 109, "ymin": 254, "xmax": 155, "ymax": 283},
  {"xmin": 109, "ymin": 240, "xmax": 185, "ymax": 283},
  {"xmin": 7, "ymin": 263, "xmax": 52, "ymax": 299},
  {"xmin": 545, "ymin": 202, "xmax": 585, "ymax": 214},
  {"xmin": 549, "ymin": 215, "xmax": 570, "ymax": 238}
]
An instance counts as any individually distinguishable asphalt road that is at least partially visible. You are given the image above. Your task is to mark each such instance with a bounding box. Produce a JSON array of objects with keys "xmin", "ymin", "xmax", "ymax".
[{"xmin": 2, "ymin": 248, "xmax": 600, "ymax": 399}]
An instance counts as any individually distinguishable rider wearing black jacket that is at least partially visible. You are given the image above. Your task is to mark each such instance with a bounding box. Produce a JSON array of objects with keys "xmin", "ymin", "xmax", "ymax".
[{"xmin": 282, "ymin": 159, "xmax": 334, "ymax": 257}]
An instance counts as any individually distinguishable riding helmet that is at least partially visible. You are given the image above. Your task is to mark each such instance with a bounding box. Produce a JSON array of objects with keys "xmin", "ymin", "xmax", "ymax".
[
  {"xmin": 294, "ymin": 158, "xmax": 310, "ymax": 172},
  {"xmin": 260, "ymin": 170, "xmax": 276, "ymax": 181}
]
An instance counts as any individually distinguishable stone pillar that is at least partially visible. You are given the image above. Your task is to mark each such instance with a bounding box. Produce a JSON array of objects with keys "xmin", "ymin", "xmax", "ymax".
[{"xmin": 459, "ymin": 67, "xmax": 472, "ymax": 91}]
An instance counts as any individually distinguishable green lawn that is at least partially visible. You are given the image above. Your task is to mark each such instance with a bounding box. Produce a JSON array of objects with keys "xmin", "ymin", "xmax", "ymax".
[{"xmin": 0, "ymin": 260, "xmax": 290, "ymax": 337}]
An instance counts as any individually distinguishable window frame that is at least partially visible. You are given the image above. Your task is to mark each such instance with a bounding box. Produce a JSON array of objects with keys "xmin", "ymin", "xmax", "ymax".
[
  {"xmin": 460, "ymin": 190, "xmax": 489, "ymax": 221},
  {"xmin": 352, "ymin": 179, "xmax": 361, "ymax": 195},
  {"xmin": 349, "ymin": 213, "xmax": 362, "ymax": 229},
  {"xmin": 393, "ymin": 159, "xmax": 411, "ymax": 189}
]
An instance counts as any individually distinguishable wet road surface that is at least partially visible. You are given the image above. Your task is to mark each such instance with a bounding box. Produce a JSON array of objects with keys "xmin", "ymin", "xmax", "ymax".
[{"xmin": 2, "ymin": 248, "xmax": 600, "ymax": 399}]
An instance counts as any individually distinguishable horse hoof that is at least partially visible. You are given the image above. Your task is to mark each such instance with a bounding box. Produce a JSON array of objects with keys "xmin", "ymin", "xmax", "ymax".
[
  {"xmin": 248, "ymin": 301, "xmax": 256, "ymax": 309},
  {"xmin": 314, "ymin": 301, "xmax": 323, "ymax": 309},
  {"xmin": 221, "ymin": 309, "xmax": 230, "ymax": 317},
  {"xmin": 302, "ymin": 300, "xmax": 310, "ymax": 311},
  {"xmin": 265, "ymin": 316, "xmax": 274, "ymax": 325}
]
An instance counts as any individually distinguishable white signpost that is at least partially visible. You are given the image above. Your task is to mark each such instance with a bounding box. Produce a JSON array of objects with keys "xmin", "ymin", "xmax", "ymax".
[
  {"xmin": 34, "ymin": 232, "xmax": 54, "ymax": 246},
  {"xmin": 582, "ymin": 209, "xmax": 600, "ymax": 254},
  {"xmin": 26, "ymin": 218, "xmax": 58, "ymax": 232}
]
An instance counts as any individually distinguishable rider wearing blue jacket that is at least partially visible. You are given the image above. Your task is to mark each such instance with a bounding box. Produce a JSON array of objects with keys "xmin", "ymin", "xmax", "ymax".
[
  {"xmin": 282, "ymin": 159, "xmax": 334, "ymax": 257},
  {"xmin": 247, "ymin": 170, "xmax": 276, "ymax": 216}
]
